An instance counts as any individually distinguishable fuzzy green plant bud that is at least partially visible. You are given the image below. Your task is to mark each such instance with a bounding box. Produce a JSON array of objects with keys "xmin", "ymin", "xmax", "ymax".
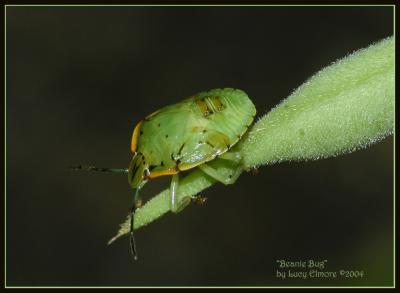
[
  {"xmin": 239, "ymin": 37, "xmax": 394, "ymax": 167},
  {"xmin": 109, "ymin": 36, "xmax": 394, "ymax": 244}
]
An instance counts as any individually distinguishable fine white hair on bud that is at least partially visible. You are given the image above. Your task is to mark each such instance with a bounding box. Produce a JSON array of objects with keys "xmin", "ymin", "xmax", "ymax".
[{"xmin": 109, "ymin": 37, "xmax": 394, "ymax": 244}]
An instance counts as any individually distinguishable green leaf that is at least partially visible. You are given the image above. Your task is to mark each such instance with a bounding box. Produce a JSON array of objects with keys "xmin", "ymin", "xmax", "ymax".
[{"xmin": 109, "ymin": 36, "xmax": 394, "ymax": 244}]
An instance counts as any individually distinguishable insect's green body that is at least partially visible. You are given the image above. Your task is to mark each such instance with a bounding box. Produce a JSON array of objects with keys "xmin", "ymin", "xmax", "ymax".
[
  {"xmin": 72, "ymin": 88, "xmax": 256, "ymax": 260},
  {"xmin": 128, "ymin": 88, "xmax": 256, "ymax": 191}
]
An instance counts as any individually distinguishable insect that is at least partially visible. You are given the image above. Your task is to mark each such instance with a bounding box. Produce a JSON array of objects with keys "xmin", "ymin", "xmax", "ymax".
[{"xmin": 72, "ymin": 88, "xmax": 256, "ymax": 260}]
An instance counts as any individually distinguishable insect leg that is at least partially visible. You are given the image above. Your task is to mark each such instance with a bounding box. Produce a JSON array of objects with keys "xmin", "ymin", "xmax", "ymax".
[
  {"xmin": 218, "ymin": 151, "xmax": 242, "ymax": 163},
  {"xmin": 198, "ymin": 163, "xmax": 238, "ymax": 185},
  {"xmin": 129, "ymin": 179, "xmax": 148, "ymax": 260},
  {"xmin": 170, "ymin": 173, "xmax": 179, "ymax": 213},
  {"xmin": 129, "ymin": 188, "xmax": 140, "ymax": 261},
  {"xmin": 170, "ymin": 174, "xmax": 191, "ymax": 213},
  {"xmin": 191, "ymin": 195, "xmax": 208, "ymax": 205}
]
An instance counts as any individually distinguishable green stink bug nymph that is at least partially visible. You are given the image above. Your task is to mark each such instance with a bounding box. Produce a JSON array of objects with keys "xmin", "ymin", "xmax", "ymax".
[{"xmin": 72, "ymin": 88, "xmax": 256, "ymax": 260}]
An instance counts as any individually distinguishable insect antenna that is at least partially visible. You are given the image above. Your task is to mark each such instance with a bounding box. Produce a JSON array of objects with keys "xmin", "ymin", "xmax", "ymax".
[{"xmin": 69, "ymin": 165, "xmax": 128, "ymax": 174}]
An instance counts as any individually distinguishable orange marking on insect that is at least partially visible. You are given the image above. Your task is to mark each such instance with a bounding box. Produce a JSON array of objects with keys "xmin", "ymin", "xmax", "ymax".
[
  {"xmin": 131, "ymin": 120, "xmax": 143, "ymax": 153},
  {"xmin": 147, "ymin": 167, "xmax": 178, "ymax": 179},
  {"xmin": 210, "ymin": 96, "xmax": 224, "ymax": 111},
  {"xmin": 195, "ymin": 99, "xmax": 212, "ymax": 116}
]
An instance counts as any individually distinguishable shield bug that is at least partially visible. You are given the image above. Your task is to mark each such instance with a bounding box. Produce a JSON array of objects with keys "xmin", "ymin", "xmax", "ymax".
[{"xmin": 72, "ymin": 88, "xmax": 256, "ymax": 260}]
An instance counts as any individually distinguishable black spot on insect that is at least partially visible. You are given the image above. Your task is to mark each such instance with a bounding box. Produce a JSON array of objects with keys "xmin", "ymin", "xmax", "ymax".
[
  {"xmin": 157, "ymin": 123, "xmax": 161, "ymax": 127},
  {"xmin": 149, "ymin": 165, "xmax": 157, "ymax": 171},
  {"xmin": 178, "ymin": 143, "xmax": 185, "ymax": 155},
  {"xmin": 211, "ymin": 96, "xmax": 225, "ymax": 111},
  {"xmin": 206, "ymin": 141, "xmax": 215, "ymax": 148},
  {"xmin": 202, "ymin": 129, "xmax": 207, "ymax": 133},
  {"xmin": 161, "ymin": 161, "xmax": 164, "ymax": 167},
  {"xmin": 129, "ymin": 170, "xmax": 135, "ymax": 183},
  {"xmin": 196, "ymin": 97, "xmax": 213, "ymax": 117},
  {"xmin": 142, "ymin": 161, "xmax": 146, "ymax": 165},
  {"xmin": 229, "ymin": 174, "xmax": 232, "ymax": 179},
  {"xmin": 130, "ymin": 162, "xmax": 140, "ymax": 180},
  {"xmin": 140, "ymin": 130, "xmax": 143, "ymax": 135},
  {"xmin": 165, "ymin": 134, "xmax": 169, "ymax": 138}
]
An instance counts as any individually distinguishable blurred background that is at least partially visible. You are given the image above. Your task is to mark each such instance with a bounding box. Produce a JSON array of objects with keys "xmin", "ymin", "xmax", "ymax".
[{"xmin": 6, "ymin": 6, "xmax": 393, "ymax": 287}]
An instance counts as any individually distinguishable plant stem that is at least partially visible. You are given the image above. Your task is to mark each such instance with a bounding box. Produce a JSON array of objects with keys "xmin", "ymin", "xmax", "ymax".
[{"xmin": 109, "ymin": 36, "xmax": 394, "ymax": 243}]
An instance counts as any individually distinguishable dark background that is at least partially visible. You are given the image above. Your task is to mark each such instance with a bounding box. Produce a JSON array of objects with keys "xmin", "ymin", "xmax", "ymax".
[{"xmin": 6, "ymin": 6, "xmax": 394, "ymax": 287}]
